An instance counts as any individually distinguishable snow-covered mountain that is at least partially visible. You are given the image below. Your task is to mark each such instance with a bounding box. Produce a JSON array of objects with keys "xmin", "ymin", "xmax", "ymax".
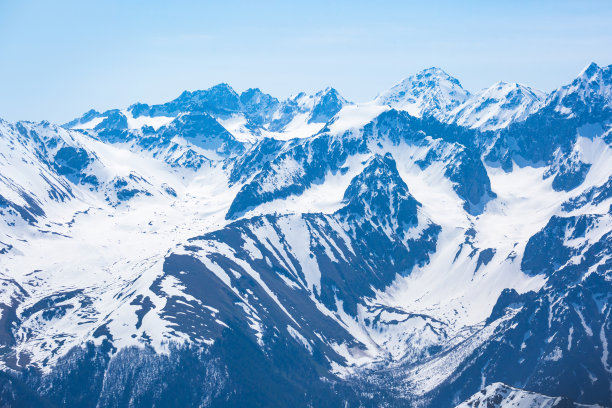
[
  {"xmin": 0, "ymin": 63, "xmax": 611, "ymax": 407},
  {"xmin": 547, "ymin": 62, "xmax": 612, "ymax": 119},
  {"xmin": 455, "ymin": 383, "xmax": 599, "ymax": 408},
  {"xmin": 375, "ymin": 67, "xmax": 470, "ymax": 119},
  {"xmin": 447, "ymin": 81, "xmax": 546, "ymax": 130},
  {"xmin": 66, "ymin": 85, "xmax": 350, "ymax": 143},
  {"xmin": 374, "ymin": 67, "xmax": 548, "ymax": 131}
]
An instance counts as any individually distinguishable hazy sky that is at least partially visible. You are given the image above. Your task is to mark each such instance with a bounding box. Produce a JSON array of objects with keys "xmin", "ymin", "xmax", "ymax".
[{"xmin": 1, "ymin": 0, "xmax": 611, "ymax": 123}]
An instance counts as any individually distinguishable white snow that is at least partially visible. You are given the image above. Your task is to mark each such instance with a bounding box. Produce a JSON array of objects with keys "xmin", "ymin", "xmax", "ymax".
[
  {"xmin": 447, "ymin": 82, "xmax": 545, "ymax": 130},
  {"xmin": 375, "ymin": 67, "xmax": 470, "ymax": 119},
  {"xmin": 264, "ymin": 112, "xmax": 325, "ymax": 140},
  {"xmin": 2, "ymin": 66, "xmax": 611, "ymax": 392},
  {"xmin": 217, "ymin": 114, "xmax": 260, "ymax": 143},
  {"xmin": 72, "ymin": 116, "xmax": 105, "ymax": 130},
  {"xmin": 287, "ymin": 325, "xmax": 313, "ymax": 353},
  {"xmin": 123, "ymin": 109, "xmax": 175, "ymax": 131},
  {"xmin": 456, "ymin": 382, "xmax": 588, "ymax": 408}
]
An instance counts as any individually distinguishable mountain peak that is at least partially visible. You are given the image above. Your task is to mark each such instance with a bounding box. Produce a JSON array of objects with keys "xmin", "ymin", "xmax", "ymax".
[
  {"xmin": 571, "ymin": 62, "xmax": 610, "ymax": 87},
  {"xmin": 209, "ymin": 82, "xmax": 235, "ymax": 92},
  {"xmin": 172, "ymin": 83, "xmax": 241, "ymax": 115},
  {"xmin": 307, "ymin": 87, "xmax": 350, "ymax": 124},
  {"xmin": 398, "ymin": 67, "xmax": 464, "ymax": 89},
  {"xmin": 447, "ymin": 80, "xmax": 545, "ymax": 130},
  {"xmin": 491, "ymin": 80, "xmax": 509, "ymax": 87},
  {"xmin": 240, "ymin": 87, "xmax": 264, "ymax": 97},
  {"xmin": 315, "ymin": 86, "xmax": 340, "ymax": 97},
  {"xmin": 177, "ymin": 83, "xmax": 239, "ymax": 101},
  {"xmin": 239, "ymin": 88, "xmax": 280, "ymax": 124},
  {"xmin": 195, "ymin": 83, "xmax": 239, "ymax": 99},
  {"xmin": 339, "ymin": 153, "xmax": 420, "ymax": 229},
  {"xmin": 376, "ymin": 67, "xmax": 469, "ymax": 119},
  {"xmin": 418, "ymin": 66, "xmax": 455, "ymax": 78},
  {"xmin": 547, "ymin": 62, "xmax": 612, "ymax": 117},
  {"xmin": 63, "ymin": 108, "xmax": 104, "ymax": 128},
  {"xmin": 578, "ymin": 61, "xmax": 601, "ymax": 79},
  {"xmin": 484, "ymin": 81, "xmax": 545, "ymax": 99}
]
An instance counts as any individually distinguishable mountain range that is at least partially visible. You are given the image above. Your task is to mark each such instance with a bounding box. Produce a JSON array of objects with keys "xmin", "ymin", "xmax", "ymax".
[{"xmin": 0, "ymin": 63, "xmax": 611, "ymax": 407}]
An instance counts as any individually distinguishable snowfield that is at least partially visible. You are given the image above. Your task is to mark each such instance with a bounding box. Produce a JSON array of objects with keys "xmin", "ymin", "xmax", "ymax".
[{"xmin": 0, "ymin": 63, "xmax": 611, "ymax": 408}]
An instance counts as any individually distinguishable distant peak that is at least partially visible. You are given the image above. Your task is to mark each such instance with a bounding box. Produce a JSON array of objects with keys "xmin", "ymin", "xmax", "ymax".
[
  {"xmin": 315, "ymin": 87, "xmax": 347, "ymax": 102},
  {"xmin": 180, "ymin": 83, "xmax": 238, "ymax": 98},
  {"xmin": 307, "ymin": 87, "xmax": 349, "ymax": 123},
  {"xmin": 377, "ymin": 67, "xmax": 469, "ymax": 118},
  {"xmin": 242, "ymin": 87, "xmax": 263, "ymax": 95},
  {"xmin": 579, "ymin": 62, "xmax": 601, "ymax": 78},
  {"xmin": 546, "ymin": 61, "xmax": 611, "ymax": 117},
  {"xmin": 317, "ymin": 86, "xmax": 338, "ymax": 96},
  {"xmin": 240, "ymin": 87, "xmax": 270, "ymax": 102},
  {"xmin": 207, "ymin": 83, "xmax": 237, "ymax": 93},
  {"xmin": 290, "ymin": 87, "xmax": 341, "ymax": 100},
  {"xmin": 339, "ymin": 152, "xmax": 421, "ymax": 229},
  {"xmin": 484, "ymin": 81, "xmax": 541, "ymax": 96},
  {"xmin": 409, "ymin": 67, "xmax": 460, "ymax": 83},
  {"xmin": 392, "ymin": 66, "xmax": 466, "ymax": 92},
  {"xmin": 177, "ymin": 90, "xmax": 191, "ymax": 98},
  {"xmin": 419, "ymin": 66, "xmax": 450, "ymax": 76},
  {"xmin": 491, "ymin": 80, "xmax": 510, "ymax": 88}
]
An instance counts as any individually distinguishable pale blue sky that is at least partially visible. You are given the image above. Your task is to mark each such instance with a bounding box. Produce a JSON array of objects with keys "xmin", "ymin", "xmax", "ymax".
[{"xmin": 1, "ymin": 0, "xmax": 611, "ymax": 123}]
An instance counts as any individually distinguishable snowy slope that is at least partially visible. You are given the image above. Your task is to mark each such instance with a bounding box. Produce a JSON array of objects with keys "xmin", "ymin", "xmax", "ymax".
[
  {"xmin": 547, "ymin": 62, "xmax": 612, "ymax": 118},
  {"xmin": 456, "ymin": 383, "xmax": 600, "ymax": 408},
  {"xmin": 0, "ymin": 62, "xmax": 611, "ymax": 407},
  {"xmin": 447, "ymin": 81, "xmax": 546, "ymax": 130}
]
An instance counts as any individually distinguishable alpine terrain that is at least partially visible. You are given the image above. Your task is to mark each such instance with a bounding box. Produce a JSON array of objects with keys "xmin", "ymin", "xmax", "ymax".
[{"xmin": 1, "ymin": 63, "xmax": 611, "ymax": 407}]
